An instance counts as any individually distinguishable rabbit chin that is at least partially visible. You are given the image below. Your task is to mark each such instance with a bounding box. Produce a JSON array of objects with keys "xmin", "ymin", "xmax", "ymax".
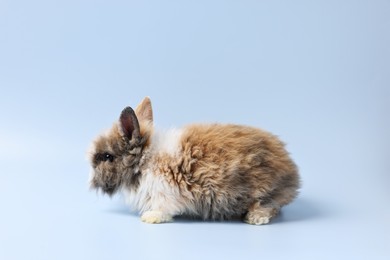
[
  {"xmin": 88, "ymin": 171, "xmax": 120, "ymax": 196},
  {"xmin": 92, "ymin": 182, "xmax": 121, "ymax": 196}
]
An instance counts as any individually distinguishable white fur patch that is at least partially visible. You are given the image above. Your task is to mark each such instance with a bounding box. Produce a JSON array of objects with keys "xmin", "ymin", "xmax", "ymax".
[
  {"xmin": 122, "ymin": 128, "xmax": 189, "ymax": 217},
  {"xmin": 122, "ymin": 169, "xmax": 186, "ymax": 215},
  {"xmin": 150, "ymin": 128, "xmax": 183, "ymax": 156}
]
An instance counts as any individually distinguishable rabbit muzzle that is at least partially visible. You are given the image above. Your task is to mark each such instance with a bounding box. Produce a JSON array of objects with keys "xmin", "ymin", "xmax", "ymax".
[{"xmin": 90, "ymin": 170, "xmax": 122, "ymax": 196}]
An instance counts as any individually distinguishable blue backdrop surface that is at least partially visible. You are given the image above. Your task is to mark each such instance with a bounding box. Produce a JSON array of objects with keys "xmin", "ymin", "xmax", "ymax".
[{"xmin": 0, "ymin": 1, "xmax": 389, "ymax": 259}]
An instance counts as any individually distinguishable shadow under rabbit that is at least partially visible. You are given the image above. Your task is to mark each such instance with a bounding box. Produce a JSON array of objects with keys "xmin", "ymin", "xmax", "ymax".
[
  {"xmin": 271, "ymin": 197, "xmax": 324, "ymax": 224},
  {"xmin": 104, "ymin": 197, "xmax": 323, "ymax": 225}
]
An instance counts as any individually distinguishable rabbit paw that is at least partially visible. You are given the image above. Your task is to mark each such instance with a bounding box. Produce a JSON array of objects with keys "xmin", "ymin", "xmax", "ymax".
[
  {"xmin": 244, "ymin": 203, "xmax": 279, "ymax": 225},
  {"xmin": 141, "ymin": 210, "xmax": 173, "ymax": 224},
  {"xmin": 244, "ymin": 214, "xmax": 271, "ymax": 225}
]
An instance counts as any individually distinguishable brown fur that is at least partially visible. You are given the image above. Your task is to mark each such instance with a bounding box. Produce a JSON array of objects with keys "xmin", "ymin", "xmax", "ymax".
[{"xmin": 88, "ymin": 97, "xmax": 300, "ymax": 225}]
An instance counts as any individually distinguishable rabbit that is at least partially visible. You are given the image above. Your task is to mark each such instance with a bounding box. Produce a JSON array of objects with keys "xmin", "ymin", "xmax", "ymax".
[{"xmin": 88, "ymin": 97, "xmax": 300, "ymax": 225}]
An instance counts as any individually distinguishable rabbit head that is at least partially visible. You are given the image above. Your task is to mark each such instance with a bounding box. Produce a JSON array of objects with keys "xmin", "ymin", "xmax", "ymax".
[{"xmin": 88, "ymin": 97, "xmax": 153, "ymax": 195}]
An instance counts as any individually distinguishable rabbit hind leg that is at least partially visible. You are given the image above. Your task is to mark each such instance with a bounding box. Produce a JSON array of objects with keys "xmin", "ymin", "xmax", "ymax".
[
  {"xmin": 244, "ymin": 201, "xmax": 280, "ymax": 225},
  {"xmin": 244, "ymin": 173, "xmax": 300, "ymax": 225}
]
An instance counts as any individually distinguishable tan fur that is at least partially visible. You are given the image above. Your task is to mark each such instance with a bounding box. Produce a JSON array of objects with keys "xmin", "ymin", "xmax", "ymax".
[
  {"xmin": 89, "ymin": 97, "xmax": 300, "ymax": 225},
  {"xmin": 135, "ymin": 96, "xmax": 153, "ymax": 123}
]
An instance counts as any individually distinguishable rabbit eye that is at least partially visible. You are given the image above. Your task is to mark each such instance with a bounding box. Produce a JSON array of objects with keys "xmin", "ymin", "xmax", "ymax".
[
  {"xmin": 95, "ymin": 152, "xmax": 115, "ymax": 163},
  {"xmin": 103, "ymin": 153, "xmax": 114, "ymax": 162}
]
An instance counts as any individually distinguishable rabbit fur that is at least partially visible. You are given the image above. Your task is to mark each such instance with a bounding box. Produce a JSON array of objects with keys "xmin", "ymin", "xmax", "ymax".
[{"xmin": 88, "ymin": 97, "xmax": 300, "ymax": 225}]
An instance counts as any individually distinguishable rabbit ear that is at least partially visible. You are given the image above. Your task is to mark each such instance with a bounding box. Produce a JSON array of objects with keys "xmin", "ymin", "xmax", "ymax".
[
  {"xmin": 119, "ymin": 107, "xmax": 140, "ymax": 140},
  {"xmin": 135, "ymin": 96, "xmax": 153, "ymax": 124}
]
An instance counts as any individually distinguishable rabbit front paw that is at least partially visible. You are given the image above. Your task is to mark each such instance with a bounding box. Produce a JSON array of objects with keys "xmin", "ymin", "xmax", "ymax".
[{"xmin": 141, "ymin": 210, "xmax": 173, "ymax": 224}]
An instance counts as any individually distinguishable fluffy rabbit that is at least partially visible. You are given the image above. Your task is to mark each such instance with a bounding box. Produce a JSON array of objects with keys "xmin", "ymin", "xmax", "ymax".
[{"xmin": 89, "ymin": 97, "xmax": 300, "ymax": 225}]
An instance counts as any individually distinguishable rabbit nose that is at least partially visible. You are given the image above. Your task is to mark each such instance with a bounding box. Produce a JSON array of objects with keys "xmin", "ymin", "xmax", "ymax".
[
  {"xmin": 103, "ymin": 183, "xmax": 116, "ymax": 195},
  {"xmin": 104, "ymin": 183, "xmax": 112, "ymax": 190}
]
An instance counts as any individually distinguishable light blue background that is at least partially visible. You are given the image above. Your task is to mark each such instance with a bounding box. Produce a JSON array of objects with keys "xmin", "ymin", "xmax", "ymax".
[{"xmin": 0, "ymin": 1, "xmax": 389, "ymax": 259}]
